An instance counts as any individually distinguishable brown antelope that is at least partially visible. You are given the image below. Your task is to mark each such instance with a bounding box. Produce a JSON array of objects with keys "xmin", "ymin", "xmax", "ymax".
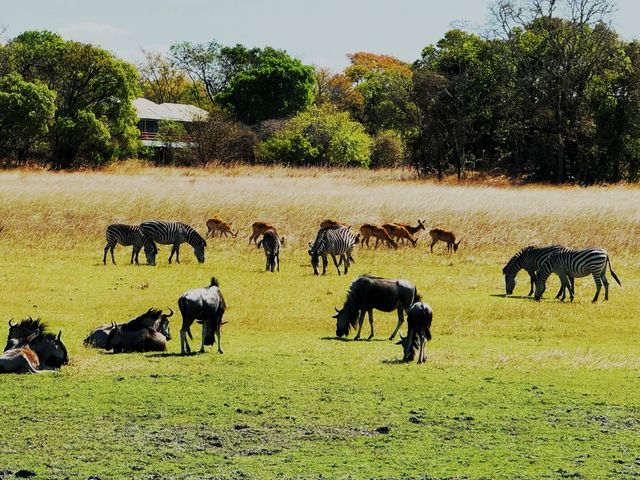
[
  {"xmin": 359, "ymin": 223, "xmax": 397, "ymax": 249},
  {"xmin": 382, "ymin": 223, "xmax": 418, "ymax": 247},
  {"xmin": 320, "ymin": 219, "xmax": 351, "ymax": 229},
  {"xmin": 394, "ymin": 220, "xmax": 426, "ymax": 243},
  {"xmin": 429, "ymin": 228, "xmax": 460, "ymax": 253},
  {"xmin": 206, "ymin": 216, "xmax": 237, "ymax": 238},
  {"xmin": 249, "ymin": 221, "xmax": 277, "ymax": 245}
]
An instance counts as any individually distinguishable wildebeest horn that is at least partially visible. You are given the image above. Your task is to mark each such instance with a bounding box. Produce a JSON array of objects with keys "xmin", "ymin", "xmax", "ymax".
[
  {"xmin": 399, "ymin": 332, "xmax": 405, "ymax": 340},
  {"xmin": 8, "ymin": 318, "xmax": 14, "ymax": 327},
  {"xmin": 334, "ymin": 307, "xmax": 340, "ymax": 314},
  {"xmin": 165, "ymin": 307, "xmax": 174, "ymax": 318},
  {"xmin": 57, "ymin": 330, "xmax": 62, "ymax": 341}
]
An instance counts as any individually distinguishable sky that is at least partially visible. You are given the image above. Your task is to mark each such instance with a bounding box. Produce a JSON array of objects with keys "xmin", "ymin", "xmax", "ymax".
[{"xmin": 3, "ymin": 0, "xmax": 640, "ymax": 71}]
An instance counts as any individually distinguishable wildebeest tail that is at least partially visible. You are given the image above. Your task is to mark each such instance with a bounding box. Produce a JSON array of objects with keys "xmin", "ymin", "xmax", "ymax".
[
  {"xmin": 607, "ymin": 256, "xmax": 622, "ymax": 286},
  {"xmin": 210, "ymin": 277, "xmax": 220, "ymax": 287},
  {"xmin": 413, "ymin": 289, "xmax": 422, "ymax": 303}
]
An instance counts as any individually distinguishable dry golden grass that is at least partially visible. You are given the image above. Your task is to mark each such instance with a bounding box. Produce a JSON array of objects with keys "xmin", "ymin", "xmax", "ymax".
[{"xmin": 1, "ymin": 165, "xmax": 639, "ymax": 255}]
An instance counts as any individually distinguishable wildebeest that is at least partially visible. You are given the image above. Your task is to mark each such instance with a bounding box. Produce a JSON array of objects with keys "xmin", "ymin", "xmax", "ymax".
[
  {"xmin": 257, "ymin": 228, "xmax": 283, "ymax": 272},
  {"xmin": 0, "ymin": 344, "xmax": 40, "ymax": 374},
  {"xmin": 84, "ymin": 308, "xmax": 173, "ymax": 349},
  {"xmin": 5, "ymin": 318, "xmax": 68, "ymax": 369},
  {"xmin": 333, "ymin": 274, "xmax": 420, "ymax": 340},
  {"xmin": 178, "ymin": 277, "xmax": 226, "ymax": 355},
  {"xmin": 105, "ymin": 322, "xmax": 168, "ymax": 353},
  {"xmin": 396, "ymin": 302, "xmax": 433, "ymax": 363}
]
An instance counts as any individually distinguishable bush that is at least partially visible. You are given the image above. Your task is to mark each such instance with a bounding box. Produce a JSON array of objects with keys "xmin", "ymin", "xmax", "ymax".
[{"xmin": 370, "ymin": 130, "xmax": 404, "ymax": 168}]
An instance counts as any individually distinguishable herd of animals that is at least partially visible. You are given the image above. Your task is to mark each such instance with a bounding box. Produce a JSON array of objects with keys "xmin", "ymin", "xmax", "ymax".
[{"xmin": 1, "ymin": 216, "xmax": 621, "ymax": 374}]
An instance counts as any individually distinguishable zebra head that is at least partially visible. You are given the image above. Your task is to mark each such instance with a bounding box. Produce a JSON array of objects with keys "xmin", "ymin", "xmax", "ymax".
[
  {"xmin": 194, "ymin": 240, "xmax": 206, "ymax": 263},
  {"xmin": 503, "ymin": 267, "xmax": 517, "ymax": 295},
  {"xmin": 308, "ymin": 242, "xmax": 320, "ymax": 275},
  {"xmin": 143, "ymin": 240, "xmax": 157, "ymax": 266}
]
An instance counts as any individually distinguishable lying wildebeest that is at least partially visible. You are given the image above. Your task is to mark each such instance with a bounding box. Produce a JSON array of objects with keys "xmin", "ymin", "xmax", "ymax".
[
  {"xmin": 5, "ymin": 318, "xmax": 68, "ymax": 369},
  {"xmin": 178, "ymin": 277, "xmax": 226, "ymax": 355},
  {"xmin": 105, "ymin": 322, "xmax": 168, "ymax": 353},
  {"xmin": 0, "ymin": 345, "xmax": 40, "ymax": 374},
  {"xmin": 333, "ymin": 274, "xmax": 420, "ymax": 340},
  {"xmin": 396, "ymin": 302, "xmax": 433, "ymax": 363},
  {"xmin": 84, "ymin": 308, "xmax": 173, "ymax": 349}
]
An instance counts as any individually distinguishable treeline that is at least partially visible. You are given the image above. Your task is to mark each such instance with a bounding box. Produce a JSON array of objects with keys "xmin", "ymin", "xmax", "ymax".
[{"xmin": 2, "ymin": 0, "xmax": 640, "ymax": 182}]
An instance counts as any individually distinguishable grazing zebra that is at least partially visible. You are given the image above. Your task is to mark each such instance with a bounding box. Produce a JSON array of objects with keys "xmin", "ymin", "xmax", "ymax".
[
  {"xmin": 534, "ymin": 248, "xmax": 621, "ymax": 302},
  {"xmin": 103, "ymin": 224, "xmax": 157, "ymax": 266},
  {"xmin": 257, "ymin": 229, "xmax": 282, "ymax": 272},
  {"xmin": 139, "ymin": 220, "xmax": 206, "ymax": 264},
  {"xmin": 308, "ymin": 226, "xmax": 357, "ymax": 276},
  {"xmin": 502, "ymin": 245, "xmax": 568, "ymax": 297}
]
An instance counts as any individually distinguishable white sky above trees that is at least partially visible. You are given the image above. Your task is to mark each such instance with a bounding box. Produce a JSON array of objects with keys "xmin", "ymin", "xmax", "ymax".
[{"xmin": 3, "ymin": 0, "xmax": 640, "ymax": 70}]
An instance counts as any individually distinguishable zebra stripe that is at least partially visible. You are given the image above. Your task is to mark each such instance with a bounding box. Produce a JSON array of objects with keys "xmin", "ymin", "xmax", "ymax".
[
  {"xmin": 140, "ymin": 220, "xmax": 207, "ymax": 264},
  {"xmin": 103, "ymin": 224, "xmax": 156, "ymax": 265},
  {"xmin": 535, "ymin": 248, "xmax": 621, "ymax": 302},
  {"xmin": 502, "ymin": 245, "xmax": 566, "ymax": 296},
  {"xmin": 257, "ymin": 229, "xmax": 281, "ymax": 272},
  {"xmin": 308, "ymin": 226, "xmax": 357, "ymax": 275}
]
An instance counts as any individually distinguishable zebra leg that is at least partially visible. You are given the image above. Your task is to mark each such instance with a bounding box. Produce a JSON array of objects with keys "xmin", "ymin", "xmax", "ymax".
[
  {"xmin": 389, "ymin": 307, "xmax": 404, "ymax": 340},
  {"xmin": 528, "ymin": 272, "xmax": 536, "ymax": 296},
  {"xmin": 322, "ymin": 254, "xmax": 328, "ymax": 275},
  {"xmin": 343, "ymin": 253, "xmax": 349, "ymax": 275},
  {"xmin": 602, "ymin": 272, "xmax": 610, "ymax": 301},
  {"xmin": 354, "ymin": 310, "xmax": 366, "ymax": 340},
  {"xmin": 367, "ymin": 309, "xmax": 374, "ymax": 340},
  {"xmin": 329, "ymin": 253, "xmax": 341, "ymax": 275},
  {"xmin": 175, "ymin": 244, "xmax": 180, "ymax": 264},
  {"xmin": 103, "ymin": 244, "xmax": 111, "ymax": 265},
  {"xmin": 592, "ymin": 274, "xmax": 602, "ymax": 302}
]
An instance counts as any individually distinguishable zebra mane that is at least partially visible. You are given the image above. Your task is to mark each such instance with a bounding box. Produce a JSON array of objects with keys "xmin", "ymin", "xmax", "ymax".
[
  {"xmin": 183, "ymin": 223, "xmax": 206, "ymax": 247},
  {"xmin": 503, "ymin": 246, "xmax": 534, "ymax": 274}
]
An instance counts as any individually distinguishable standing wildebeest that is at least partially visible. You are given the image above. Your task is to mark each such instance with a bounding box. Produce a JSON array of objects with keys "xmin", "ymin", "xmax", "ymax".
[
  {"xmin": 206, "ymin": 216, "xmax": 237, "ymax": 238},
  {"xmin": 396, "ymin": 302, "xmax": 433, "ymax": 363},
  {"xmin": 429, "ymin": 228, "xmax": 460, "ymax": 253},
  {"xmin": 140, "ymin": 220, "xmax": 206, "ymax": 264},
  {"xmin": 5, "ymin": 318, "xmax": 69, "ymax": 369},
  {"xmin": 257, "ymin": 229, "xmax": 283, "ymax": 272},
  {"xmin": 103, "ymin": 224, "xmax": 157, "ymax": 265},
  {"xmin": 503, "ymin": 245, "xmax": 568, "ymax": 297},
  {"xmin": 333, "ymin": 274, "xmax": 420, "ymax": 340},
  {"xmin": 248, "ymin": 221, "xmax": 277, "ymax": 245},
  {"xmin": 534, "ymin": 248, "xmax": 621, "ymax": 302},
  {"xmin": 178, "ymin": 278, "xmax": 226, "ymax": 355},
  {"xmin": 382, "ymin": 223, "xmax": 418, "ymax": 247},
  {"xmin": 84, "ymin": 308, "xmax": 173, "ymax": 349},
  {"xmin": 308, "ymin": 226, "xmax": 358, "ymax": 275},
  {"xmin": 359, "ymin": 223, "xmax": 397, "ymax": 249}
]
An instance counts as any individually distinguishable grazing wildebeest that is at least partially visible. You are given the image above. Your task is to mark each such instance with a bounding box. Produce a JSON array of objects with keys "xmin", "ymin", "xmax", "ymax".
[
  {"xmin": 178, "ymin": 277, "xmax": 226, "ymax": 355},
  {"xmin": 333, "ymin": 274, "xmax": 420, "ymax": 340},
  {"xmin": 105, "ymin": 323, "xmax": 168, "ymax": 353},
  {"xmin": 0, "ymin": 345, "xmax": 40, "ymax": 374},
  {"xmin": 5, "ymin": 318, "xmax": 68, "ymax": 369},
  {"xmin": 396, "ymin": 302, "xmax": 433, "ymax": 363},
  {"xmin": 84, "ymin": 308, "xmax": 173, "ymax": 349},
  {"xmin": 257, "ymin": 229, "xmax": 283, "ymax": 272}
]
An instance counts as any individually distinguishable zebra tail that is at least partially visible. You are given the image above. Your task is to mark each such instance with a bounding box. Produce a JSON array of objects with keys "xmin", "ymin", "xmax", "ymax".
[{"xmin": 607, "ymin": 257, "xmax": 622, "ymax": 286}]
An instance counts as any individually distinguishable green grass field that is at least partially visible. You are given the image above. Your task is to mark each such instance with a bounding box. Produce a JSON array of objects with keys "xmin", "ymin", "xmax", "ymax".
[{"xmin": 0, "ymin": 167, "xmax": 638, "ymax": 479}]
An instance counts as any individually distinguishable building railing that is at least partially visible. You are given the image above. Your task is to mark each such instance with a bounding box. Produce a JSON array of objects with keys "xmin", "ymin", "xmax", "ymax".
[{"xmin": 139, "ymin": 131, "xmax": 195, "ymax": 142}]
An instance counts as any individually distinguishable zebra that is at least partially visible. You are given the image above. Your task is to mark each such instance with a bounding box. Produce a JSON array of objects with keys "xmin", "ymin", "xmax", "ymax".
[
  {"xmin": 103, "ymin": 224, "xmax": 157, "ymax": 266},
  {"xmin": 534, "ymin": 248, "xmax": 621, "ymax": 302},
  {"xmin": 308, "ymin": 226, "xmax": 357, "ymax": 276},
  {"xmin": 139, "ymin": 220, "xmax": 207, "ymax": 264},
  {"xmin": 257, "ymin": 229, "xmax": 282, "ymax": 272},
  {"xmin": 502, "ymin": 245, "xmax": 569, "ymax": 297}
]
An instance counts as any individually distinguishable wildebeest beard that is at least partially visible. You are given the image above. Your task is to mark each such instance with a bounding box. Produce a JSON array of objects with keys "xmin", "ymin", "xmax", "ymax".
[
  {"xmin": 335, "ymin": 307, "xmax": 358, "ymax": 337},
  {"xmin": 203, "ymin": 319, "xmax": 218, "ymax": 346}
]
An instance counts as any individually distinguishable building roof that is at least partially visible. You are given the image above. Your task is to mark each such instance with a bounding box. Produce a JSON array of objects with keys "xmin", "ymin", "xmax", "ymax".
[{"xmin": 133, "ymin": 98, "xmax": 208, "ymax": 122}]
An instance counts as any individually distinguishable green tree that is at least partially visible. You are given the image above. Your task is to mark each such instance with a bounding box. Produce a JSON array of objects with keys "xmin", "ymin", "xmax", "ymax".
[
  {"xmin": 217, "ymin": 48, "xmax": 315, "ymax": 124},
  {"xmin": 258, "ymin": 106, "xmax": 372, "ymax": 167},
  {"xmin": 0, "ymin": 72, "xmax": 56, "ymax": 163}
]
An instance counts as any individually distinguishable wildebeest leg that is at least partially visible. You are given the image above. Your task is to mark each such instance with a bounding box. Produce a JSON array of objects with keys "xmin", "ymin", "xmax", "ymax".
[
  {"xmin": 180, "ymin": 330, "xmax": 190, "ymax": 354},
  {"xmin": 592, "ymin": 274, "xmax": 602, "ymax": 303},
  {"xmin": 276, "ymin": 254, "xmax": 280, "ymax": 272},
  {"xmin": 418, "ymin": 336, "xmax": 426, "ymax": 363},
  {"xmin": 354, "ymin": 310, "xmax": 366, "ymax": 340},
  {"xmin": 200, "ymin": 321, "xmax": 208, "ymax": 353},
  {"xmin": 367, "ymin": 310, "xmax": 374, "ymax": 340},
  {"xmin": 216, "ymin": 319, "xmax": 223, "ymax": 354},
  {"xmin": 389, "ymin": 307, "xmax": 404, "ymax": 340}
]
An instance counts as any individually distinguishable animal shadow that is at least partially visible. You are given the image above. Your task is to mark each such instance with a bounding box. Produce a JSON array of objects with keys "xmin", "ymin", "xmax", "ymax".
[
  {"xmin": 490, "ymin": 294, "xmax": 535, "ymax": 300},
  {"xmin": 146, "ymin": 352, "xmax": 198, "ymax": 358},
  {"xmin": 320, "ymin": 336, "xmax": 389, "ymax": 342},
  {"xmin": 381, "ymin": 358, "xmax": 406, "ymax": 365}
]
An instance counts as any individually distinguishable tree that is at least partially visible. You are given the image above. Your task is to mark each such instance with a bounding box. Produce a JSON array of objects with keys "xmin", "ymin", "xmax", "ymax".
[
  {"xmin": 138, "ymin": 50, "xmax": 195, "ymax": 104},
  {"xmin": 4, "ymin": 31, "xmax": 141, "ymax": 168},
  {"xmin": 257, "ymin": 106, "xmax": 372, "ymax": 167},
  {"xmin": 190, "ymin": 109, "xmax": 256, "ymax": 164},
  {"xmin": 0, "ymin": 73, "xmax": 56, "ymax": 163},
  {"xmin": 217, "ymin": 48, "xmax": 315, "ymax": 124},
  {"xmin": 314, "ymin": 67, "xmax": 363, "ymax": 112}
]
